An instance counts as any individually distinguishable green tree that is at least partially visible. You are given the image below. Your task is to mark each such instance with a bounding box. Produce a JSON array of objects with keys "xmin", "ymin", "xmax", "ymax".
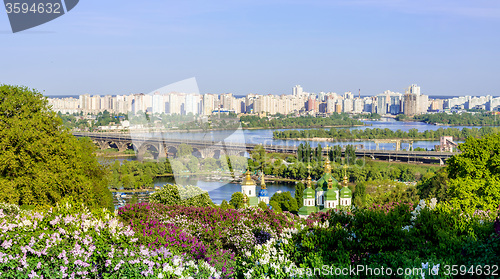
[
  {"xmin": 185, "ymin": 156, "xmax": 200, "ymax": 173},
  {"xmin": 202, "ymin": 158, "xmax": 218, "ymax": 171},
  {"xmin": 269, "ymin": 200, "xmax": 282, "ymax": 213},
  {"xmin": 270, "ymin": 192, "xmax": 298, "ymax": 213},
  {"xmin": 149, "ymin": 184, "xmax": 214, "ymax": 207},
  {"xmin": 251, "ymin": 145, "xmax": 267, "ymax": 166},
  {"xmin": 230, "ymin": 192, "xmax": 244, "ymax": 209},
  {"xmin": 315, "ymin": 144, "xmax": 323, "ymax": 163},
  {"xmin": 417, "ymin": 170, "xmax": 449, "ymax": 202},
  {"xmin": 0, "ymin": 85, "xmax": 113, "ymax": 210},
  {"xmin": 333, "ymin": 145, "xmax": 342, "ymax": 163},
  {"xmin": 446, "ymin": 134, "xmax": 500, "ymax": 212},
  {"xmin": 353, "ymin": 182, "xmax": 367, "ymax": 208},
  {"xmin": 220, "ymin": 199, "xmax": 233, "ymax": 209},
  {"xmin": 297, "ymin": 143, "xmax": 303, "ymax": 162},
  {"xmin": 295, "ymin": 182, "xmax": 305, "ymax": 208},
  {"xmin": 258, "ymin": 201, "xmax": 268, "ymax": 210},
  {"xmin": 177, "ymin": 144, "xmax": 193, "ymax": 157},
  {"xmin": 345, "ymin": 145, "xmax": 356, "ymax": 165}
]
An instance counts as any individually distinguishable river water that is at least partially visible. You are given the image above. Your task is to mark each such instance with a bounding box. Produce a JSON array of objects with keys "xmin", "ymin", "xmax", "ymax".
[{"xmin": 111, "ymin": 119, "xmax": 484, "ymax": 207}]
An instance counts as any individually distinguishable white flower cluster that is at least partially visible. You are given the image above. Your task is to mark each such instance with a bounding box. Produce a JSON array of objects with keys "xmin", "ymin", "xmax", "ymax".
[
  {"xmin": 421, "ymin": 262, "xmax": 440, "ymax": 279},
  {"xmin": 241, "ymin": 225, "xmax": 302, "ymax": 278},
  {"xmin": 158, "ymin": 257, "xmax": 222, "ymax": 279},
  {"xmin": 402, "ymin": 198, "xmax": 438, "ymax": 232},
  {"xmin": 311, "ymin": 220, "xmax": 330, "ymax": 229}
]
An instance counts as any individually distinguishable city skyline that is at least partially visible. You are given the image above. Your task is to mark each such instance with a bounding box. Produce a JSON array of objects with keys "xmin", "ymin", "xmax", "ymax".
[
  {"xmin": 48, "ymin": 84, "xmax": 500, "ymax": 117},
  {"xmin": 1, "ymin": 1, "xmax": 500, "ymax": 96}
]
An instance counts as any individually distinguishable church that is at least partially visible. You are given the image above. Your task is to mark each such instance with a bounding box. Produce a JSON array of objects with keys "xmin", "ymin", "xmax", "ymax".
[
  {"xmin": 240, "ymin": 170, "xmax": 269, "ymax": 207},
  {"xmin": 238, "ymin": 152, "xmax": 352, "ymax": 215},
  {"xmin": 298, "ymin": 155, "xmax": 352, "ymax": 218}
]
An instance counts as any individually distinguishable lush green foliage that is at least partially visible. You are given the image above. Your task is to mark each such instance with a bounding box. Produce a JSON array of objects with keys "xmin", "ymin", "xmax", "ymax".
[
  {"xmin": 149, "ymin": 184, "xmax": 214, "ymax": 207},
  {"xmin": 414, "ymin": 112, "xmax": 500, "ymax": 126},
  {"xmin": 446, "ymin": 133, "xmax": 500, "ymax": 213},
  {"xmin": 274, "ymin": 126, "xmax": 498, "ymax": 141},
  {"xmin": 230, "ymin": 192, "xmax": 245, "ymax": 209},
  {"xmin": 296, "ymin": 142, "xmax": 324, "ymax": 163},
  {"xmin": 0, "ymin": 85, "xmax": 113, "ymax": 210},
  {"xmin": 417, "ymin": 169, "xmax": 449, "ymax": 202},
  {"xmin": 270, "ymin": 192, "xmax": 298, "ymax": 213},
  {"xmin": 295, "ymin": 182, "xmax": 305, "ymax": 208},
  {"xmin": 351, "ymin": 112, "xmax": 382, "ymax": 120}
]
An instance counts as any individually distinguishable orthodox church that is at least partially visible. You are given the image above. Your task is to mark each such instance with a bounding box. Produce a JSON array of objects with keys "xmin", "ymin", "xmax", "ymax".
[
  {"xmin": 298, "ymin": 155, "xmax": 352, "ymax": 218},
  {"xmin": 240, "ymin": 170, "xmax": 269, "ymax": 207}
]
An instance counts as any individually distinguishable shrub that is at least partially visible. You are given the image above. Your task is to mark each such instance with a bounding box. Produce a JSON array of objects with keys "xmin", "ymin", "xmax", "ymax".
[{"xmin": 149, "ymin": 184, "xmax": 214, "ymax": 207}]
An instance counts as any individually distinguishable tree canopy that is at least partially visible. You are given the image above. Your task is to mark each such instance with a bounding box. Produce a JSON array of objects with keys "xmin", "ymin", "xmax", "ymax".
[
  {"xmin": 149, "ymin": 184, "xmax": 214, "ymax": 207},
  {"xmin": 0, "ymin": 85, "xmax": 113, "ymax": 210},
  {"xmin": 229, "ymin": 192, "xmax": 244, "ymax": 209},
  {"xmin": 446, "ymin": 133, "xmax": 500, "ymax": 212},
  {"xmin": 270, "ymin": 192, "xmax": 298, "ymax": 213}
]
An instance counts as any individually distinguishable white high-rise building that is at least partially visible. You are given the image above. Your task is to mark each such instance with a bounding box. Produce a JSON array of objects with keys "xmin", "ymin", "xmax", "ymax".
[
  {"xmin": 353, "ymin": 98, "xmax": 364, "ymax": 113},
  {"xmin": 344, "ymin": 91, "xmax": 354, "ymax": 99},
  {"xmin": 293, "ymin": 85, "xmax": 304, "ymax": 98},
  {"xmin": 343, "ymin": 98, "xmax": 354, "ymax": 113},
  {"xmin": 408, "ymin": 84, "xmax": 421, "ymax": 96},
  {"xmin": 152, "ymin": 93, "xmax": 165, "ymax": 114},
  {"xmin": 185, "ymin": 94, "xmax": 201, "ymax": 115}
]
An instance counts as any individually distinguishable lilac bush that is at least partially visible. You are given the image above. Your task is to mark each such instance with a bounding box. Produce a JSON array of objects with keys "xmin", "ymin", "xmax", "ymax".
[{"xmin": 0, "ymin": 202, "xmax": 224, "ymax": 278}]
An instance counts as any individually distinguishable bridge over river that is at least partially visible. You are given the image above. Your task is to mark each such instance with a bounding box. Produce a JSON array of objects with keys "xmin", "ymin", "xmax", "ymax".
[{"xmin": 73, "ymin": 132, "xmax": 458, "ymax": 164}]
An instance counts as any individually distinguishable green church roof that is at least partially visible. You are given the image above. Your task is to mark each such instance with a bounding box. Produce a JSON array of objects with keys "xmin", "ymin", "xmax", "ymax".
[
  {"xmin": 325, "ymin": 189, "xmax": 337, "ymax": 201},
  {"xmin": 316, "ymin": 173, "xmax": 339, "ymax": 191},
  {"xmin": 303, "ymin": 187, "xmax": 315, "ymax": 199},
  {"xmin": 340, "ymin": 187, "xmax": 352, "ymax": 198}
]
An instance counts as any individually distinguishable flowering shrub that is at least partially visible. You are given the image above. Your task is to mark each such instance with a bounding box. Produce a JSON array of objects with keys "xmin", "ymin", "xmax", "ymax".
[
  {"xmin": 0, "ymin": 202, "xmax": 224, "ymax": 278},
  {"xmin": 235, "ymin": 227, "xmax": 302, "ymax": 279},
  {"xmin": 117, "ymin": 203, "xmax": 299, "ymax": 277},
  {"xmin": 0, "ymin": 199, "xmax": 498, "ymax": 279},
  {"xmin": 118, "ymin": 203, "xmax": 297, "ymax": 252}
]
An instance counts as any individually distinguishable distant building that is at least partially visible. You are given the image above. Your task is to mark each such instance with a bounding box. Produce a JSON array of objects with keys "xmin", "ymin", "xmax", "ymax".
[
  {"xmin": 403, "ymin": 93, "xmax": 418, "ymax": 116},
  {"xmin": 439, "ymin": 136, "xmax": 458, "ymax": 152},
  {"xmin": 403, "ymin": 84, "xmax": 428, "ymax": 116}
]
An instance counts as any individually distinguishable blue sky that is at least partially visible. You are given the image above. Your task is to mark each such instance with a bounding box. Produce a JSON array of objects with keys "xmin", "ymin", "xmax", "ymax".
[{"xmin": 1, "ymin": 0, "xmax": 499, "ymax": 96}]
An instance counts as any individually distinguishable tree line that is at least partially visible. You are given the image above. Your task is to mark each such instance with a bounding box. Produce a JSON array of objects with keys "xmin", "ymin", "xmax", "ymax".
[
  {"xmin": 273, "ymin": 126, "xmax": 500, "ymax": 141},
  {"xmin": 412, "ymin": 112, "xmax": 500, "ymax": 126}
]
